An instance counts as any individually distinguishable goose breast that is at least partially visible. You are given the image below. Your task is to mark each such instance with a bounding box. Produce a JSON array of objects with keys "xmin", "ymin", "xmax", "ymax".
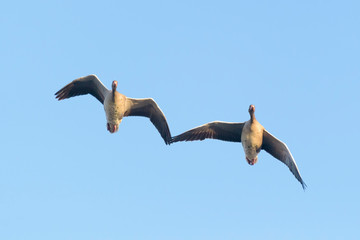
[
  {"xmin": 241, "ymin": 120, "xmax": 264, "ymax": 160},
  {"xmin": 104, "ymin": 91, "xmax": 127, "ymax": 126}
]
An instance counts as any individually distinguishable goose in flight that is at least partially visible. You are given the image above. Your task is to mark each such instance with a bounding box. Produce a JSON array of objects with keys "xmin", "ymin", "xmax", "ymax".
[
  {"xmin": 55, "ymin": 74, "xmax": 172, "ymax": 145},
  {"xmin": 170, "ymin": 105, "xmax": 306, "ymax": 189}
]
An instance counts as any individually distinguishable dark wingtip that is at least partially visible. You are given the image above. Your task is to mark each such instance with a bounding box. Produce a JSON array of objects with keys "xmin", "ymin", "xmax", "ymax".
[
  {"xmin": 55, "ymin": 93, "xmax": 65, "ymax": 101},
  {"xmin": 54, "ymin": 88, "xmax": 66, "ymax": 101},
  {"xmin": 301, "ymin": 181, "xmax": 307, "ymax": 191},
  {"xmin": 54, "ymin": 90, "xmax": 61, "ymax": 98},
  {"xmin": 163, "ymin": 131, "xmax": 172, "ymax": 145},
  {"xmin": 169, "ymin": 134, "xmax": 204, "ymax": 144},
  {"xmin": 54, "ymin": 92, "xmax": 61, "ymax": 100},
  {"xmin": 169, "ymin": 136, "xmax": 182, "ymax": 144}
]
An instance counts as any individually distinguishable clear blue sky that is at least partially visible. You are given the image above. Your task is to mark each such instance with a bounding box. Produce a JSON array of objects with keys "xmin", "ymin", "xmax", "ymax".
[{"xmin": 1, "ymin": 1, "xmax": 359, "ymax": 239}]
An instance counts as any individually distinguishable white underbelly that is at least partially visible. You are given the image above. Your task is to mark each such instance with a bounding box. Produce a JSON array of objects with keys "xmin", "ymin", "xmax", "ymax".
[
  {"xmin": 242, "ymin": 139, "xmax": 259, "ymax": 160},
  {"xmin": 104, "ymin": 94, "xmax": 124, "ymax": 124},
  {"xmin": 105, "ymin": 107, "xmax": 122, "ymax": 124}
]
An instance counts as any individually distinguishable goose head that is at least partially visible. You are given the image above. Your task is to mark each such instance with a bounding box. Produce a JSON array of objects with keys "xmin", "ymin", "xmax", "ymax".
[
  {"xmin": 248, "ymin": 104, "xmax": 256, "ymax": 121},
  {"xmin": 111, "ymin": 80, "xmax": 118, "ymax": 100},
  {"xmin": 112, "ymin": 80, "xmax": 118, "ymax": 92},
  {"xmin": 248, "ymin": 104, "xmax": 255, "ymax": 114}
]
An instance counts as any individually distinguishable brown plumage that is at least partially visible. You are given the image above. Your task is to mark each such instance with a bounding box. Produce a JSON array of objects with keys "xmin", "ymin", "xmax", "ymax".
[
  {"xmin": 55, "ymin": 74, "xmax": 172, "ymax": 144},
  {"xmin": 171, "ymin": 105, "xmax": 306, "ymax": 189}
]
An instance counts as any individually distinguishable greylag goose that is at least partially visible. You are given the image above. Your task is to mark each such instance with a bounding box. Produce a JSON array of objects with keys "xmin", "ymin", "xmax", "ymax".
[
  {"xmin": 55, "ymin": 74, "xmax": 171, "ymax": 144},
  {"xmin": 170, "ymin": 105, "xmax": 306, "ymax": 189}
]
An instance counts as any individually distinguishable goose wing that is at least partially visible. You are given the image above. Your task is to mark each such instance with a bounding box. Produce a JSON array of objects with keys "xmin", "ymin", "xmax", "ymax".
[
  {"xmin": 124, "ymin": 98, "xmax": 172, "ymax": 145},
  {"xmin": 55, "ymin": 74, "xmax": 109, "ymax": 104},
  {"xmin": 261, "ymin": 129, "xmax": 306, "ymax": 189},
  {"xmin": 171, "ymin": 121, "xmax": 244, "ymax": 143}
]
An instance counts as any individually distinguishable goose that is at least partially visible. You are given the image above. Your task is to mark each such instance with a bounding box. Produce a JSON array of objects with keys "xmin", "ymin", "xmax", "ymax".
[
  {"xmin": 170, "ymin": 105, "xmax": 306, "ymax": 189},
  {"xmin": 55, "ymin": 74, "xmax": 172, "ymax": 145}
]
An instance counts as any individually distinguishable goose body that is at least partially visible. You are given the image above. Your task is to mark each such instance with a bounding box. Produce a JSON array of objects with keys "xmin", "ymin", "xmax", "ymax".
[
  {"xmin": 103, "ymin": 88, "xmax": 126, "ymax": 133},
  {"xmin": 241, "ymin": 119, "xmax": 264, "ymax": 165},
  {"xmin": 55, "ymin": 74, "xmax": 172, "ymax": 144},
  {"xmin": 171, "ymin": 105, "xmax": 306, "ymax": 189}
]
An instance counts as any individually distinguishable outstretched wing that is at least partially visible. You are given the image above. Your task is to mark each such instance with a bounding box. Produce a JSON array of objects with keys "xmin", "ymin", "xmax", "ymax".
[
  {"xmin": 124, "ymin": 98, "xmax": 172, "ymax": 145},
  {"xmin": 261, "ymin": 129, "xmax": 307, "ymax": 189},
  {"xmin": 55, "ymin": 74, "xmax": 109, "ymax": 104},
  {"xmin": 171, "ymin": 121, "xmax": 244, "ymax": 143}
]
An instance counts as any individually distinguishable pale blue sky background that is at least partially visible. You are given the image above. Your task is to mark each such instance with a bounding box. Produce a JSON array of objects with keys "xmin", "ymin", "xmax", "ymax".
[{"xmin": 1, "ymin": 1, "xmax": 359, "ymax": 239}]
